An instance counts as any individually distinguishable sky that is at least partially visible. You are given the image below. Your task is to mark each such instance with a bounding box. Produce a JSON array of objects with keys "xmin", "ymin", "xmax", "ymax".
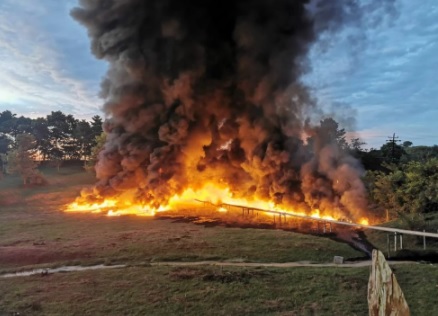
[{"xmin": 0, "ymin": 1, "xmax": 436, "ymax": 148}]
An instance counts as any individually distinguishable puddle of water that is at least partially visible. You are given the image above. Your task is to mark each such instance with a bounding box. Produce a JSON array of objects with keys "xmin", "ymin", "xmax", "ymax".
[{"xmin": 1, "ymin": 264, "xmax": 126, "ymax": 278}]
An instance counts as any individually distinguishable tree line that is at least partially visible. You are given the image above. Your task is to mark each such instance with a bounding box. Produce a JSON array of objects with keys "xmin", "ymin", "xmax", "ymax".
[
  {"xmin": 0, "ymin": 110, "xmax": 103, "ymax": 160},
  {"xmin": 339, "ymin": 127, "xmax": 438, "ymax": 225},
  {"xmin": 0, "ymin": 110, "xmax": 103, "ymax": 183},
  {"xmin": 1, "ymin": 112, "xmax": 437, "ymax": 222},
  {"xmin": 303, "ymin": 118, "xmax": 438, "ymax": 223},
  {"xmin": 363, "ymin": 144, "xmax": 438, "ymax": 227}
]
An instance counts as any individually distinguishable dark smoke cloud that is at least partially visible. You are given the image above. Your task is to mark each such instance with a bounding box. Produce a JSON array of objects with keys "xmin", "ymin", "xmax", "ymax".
[{"xmin": 72, "ymin": 0, "xmax": 396, "ymax": 219}]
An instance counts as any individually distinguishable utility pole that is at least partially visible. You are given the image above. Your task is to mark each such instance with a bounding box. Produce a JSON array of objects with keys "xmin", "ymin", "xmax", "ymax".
[{"xmin": 386, "ymin": 133, "xmax": 401, "ymax": 162}]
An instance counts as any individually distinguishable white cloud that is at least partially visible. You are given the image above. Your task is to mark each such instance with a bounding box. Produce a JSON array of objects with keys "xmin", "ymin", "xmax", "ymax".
[
  {"xmin": 0, "ymin": 0, "xmax": 106, "ymax": 118},
  {"xmin": 304, "ymin": 0, "xmax": 438, "ymax": 146}
]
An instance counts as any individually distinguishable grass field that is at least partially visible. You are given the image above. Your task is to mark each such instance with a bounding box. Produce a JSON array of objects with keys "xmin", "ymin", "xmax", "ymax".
[
  {"xmin": 0, "ymin": 166, "xmax": 364, "ymax": 271},
  {"xmin": 363, "ymin": 213, "xmax": 438, "ymax": 260},
  {"xmin": 1, "ymin": 264, "xmax": 437, "ymax": 315},
  {"xmin": 1, "ymin": 166, "xmax": 437, "ymax": 315}
]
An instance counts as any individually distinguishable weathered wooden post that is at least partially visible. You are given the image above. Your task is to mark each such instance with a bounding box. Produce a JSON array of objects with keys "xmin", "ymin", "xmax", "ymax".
[
  {"xmin": 368, "ymin": 250, "xmax": 410, "ymax": 315},
  {"xmin": 394, "ymin": 232, "xmax": 397, "ymax": 252}
]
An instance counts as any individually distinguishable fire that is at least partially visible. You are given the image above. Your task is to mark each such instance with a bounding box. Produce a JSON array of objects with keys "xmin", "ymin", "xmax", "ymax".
[
  {"xmin": 64, "ymin": 182, "xmax": 369, "ymax": 226},
  {"xmin": 65, "ymin": 184, "xmax": 267, "ymax": 216},
  {"xmin": 65, "ymin": 199, "xmax": 166, "ymax": 217},
  {"xmin": 309, "ymin": 209, "xmax": 336, "ymax": 221},
  {"xmin": 65, "ymin": 200, "xmax": 117, "ymax": 214},
  {"xmin": 359, "ymin": 218, "xmax": 370, "ymax": 226},
  {"xmin": 217, "ymin": 207, "xmax": 228, "ymax": 213}
]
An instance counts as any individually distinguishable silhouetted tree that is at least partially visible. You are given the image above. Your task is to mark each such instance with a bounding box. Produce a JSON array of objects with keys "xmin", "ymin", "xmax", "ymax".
[
  {"xmin": 91, "ymin": 115, "xmax": 103, "ymax": 138},
  {"xmin": 84, "ymin": 132, "xmax": 106, "ymax": 172},
  {"xmin": 32, "ymin": 117, "xmax": 50, "ymax": 160},
  {"xmin": 73, "ymin": 120, "xmax": 94, "ymax": 159},
  {"xmin": 380, "ymin": 142, "xmax": 405, "ymax": 164},
  {"xmin": 0, "ymin": 110, "xmax": 104, "ymax": 171}
]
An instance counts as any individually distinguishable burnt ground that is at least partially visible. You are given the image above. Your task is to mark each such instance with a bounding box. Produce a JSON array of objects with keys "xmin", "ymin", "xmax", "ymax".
[
  {"xmin": 0, "ymin": 206, "xmax": 365, "ymax": 271},
  {"xmin": 156, "ymin": 213, "xmax": 375, "ymax": 261},
  {"xmin": 156, "ymin": 213, "xmax": 438, "ymax": 263}
]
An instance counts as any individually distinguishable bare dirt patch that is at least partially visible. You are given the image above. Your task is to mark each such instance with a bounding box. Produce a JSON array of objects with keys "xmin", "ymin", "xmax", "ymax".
[
  {"xmin": 0, "ymin": 246, "xmax": 88, "ymax": 266},
  {"xmin": 0, "ymin": 190, "xmax": 21, "ymax": 205}
]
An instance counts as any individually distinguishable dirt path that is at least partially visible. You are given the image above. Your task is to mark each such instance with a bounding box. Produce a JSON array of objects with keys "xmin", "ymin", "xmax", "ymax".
[
  {"xmin": 152, "ymin": 260, "xmax": 381, "ymax": 268},
  {"xmin": 1, "ymin": 260, "xmax": 419, "ymax": 278},
  {"xmin": 152, "ymin": 260, "xmax": 420, "ymax": 268}
]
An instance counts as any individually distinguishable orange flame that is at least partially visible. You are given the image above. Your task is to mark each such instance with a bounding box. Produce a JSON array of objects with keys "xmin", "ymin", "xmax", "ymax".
[
  {"xmin": 359, "ymin": 218, "xmax": 369, "ymax": 226},
  {"xmin": 65, "ymin": 182, "xmax": 369, "ymax": 225}
]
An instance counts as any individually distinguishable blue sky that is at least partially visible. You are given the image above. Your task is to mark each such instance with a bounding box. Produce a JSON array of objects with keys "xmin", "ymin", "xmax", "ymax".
[
  {"xmin": 0, "ymin": 0, "xmax": 436, "ymax": 148},
  {"xmin": 0, "ymin": 0, "xmax": 106, "ymax": 118}
]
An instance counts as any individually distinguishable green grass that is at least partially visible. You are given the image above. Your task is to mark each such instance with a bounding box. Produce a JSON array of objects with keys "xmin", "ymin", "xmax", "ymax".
[
  {"xmin": 1, "ymin": 166, "xmax": 437, "ymax": 315},
  {"xmin": 364, "ymin": 214, "xmax": 438, "ymax": 260},
  {"xmin": 0, "ymin": 266, "xmax": 369, "ymax": 316},
  {"xmin": 0, "ymin": 206, "xmax": 363, "ymax": 271},
  {"xmin": 0, "ymin": 264, "xmax": 437, "ymax": 316},
  {"xmin": 0, "ymin": 166, "xmax": 363, "ymax": 271}
]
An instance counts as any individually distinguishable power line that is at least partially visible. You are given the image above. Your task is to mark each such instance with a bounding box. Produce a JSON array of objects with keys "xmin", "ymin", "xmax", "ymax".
[{"xmin": 386, "ymin": 133, "xmax": 402, "ymax": 162}]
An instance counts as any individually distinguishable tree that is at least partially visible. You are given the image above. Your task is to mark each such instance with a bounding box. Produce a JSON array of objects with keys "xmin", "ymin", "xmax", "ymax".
[
  {"xmin": 0, "ymin": 153, "xmax": 7, "ymax": 175},
  {"xmin": 0, "ymin": 110, "xmax": 15, "ymax": 124},
  {"xmin": 0, "ymin": 111, "xmax": 17, "ymax": 156},
  {"xmin": 91, "ymin": 115, "xmax": 103, "ymax": 138},
  {"xmin": 347, "ymin": 137, "xmax": 367, "ymax": 159},
  {"xmin": 7, "ymin": 134, "xmax": 44, "ymax": 185},
  {"xmin": 403, "ymin": 159, "xmax": 438, "ymax": 214},
  {"xmin": 0, "ymin": 112, "xmax": 32, "ymax": 138},
  {"xmin": 72, "ymin": 120, "xmax": 94, "ymax": 159},
  {"xmin": 62, "ymin": 114, "xmax": 81, "ymax": 159},
  {"xmin": 367, "ymin": 158, "xmax": 438, "ymax": 226},
  {"xmin": 402, "ymin": 141, "xmax": 413, "ymax": 148},
  {"xmin": 0, "ymin": 110, "xmax": 16, "ymax": 135},
  {"xmin": 0, "ymin": 134, "xmax": 12, "ymax": 154},
  {"xmin": 367, "ymin": 164, "xmax": 404, "ymax": 219},
  {"xmin": 46, "ymin": 111, "xmax": 69, "ymax": 160},
  {"xmin": 403, "ymin": 145, "xmax": 438, "ymax": 163},
  {"xmin": 319, "ymin": 118, "xmax": 348, "ymax": 149},
  {"xmin": 0, "ymin": 110, "xmax": 105, "ymax": 171},
  {"xmin": 306, "ymin": 118, "xmax": 349, "ymax": 154},
  {"xmin": 380, "ymin": 142, "xmax": 405, "ymax": 164},
  {"xmin": 31, "ymin": 117, "xmax": 51, "ymax": 160},
  {"xmin": 84, "ymin": 132, "xmax": 106, "ymax": 172},
  {"xmin": 48, "ymin": 147, "xmax": 65, "ymax": 172}
]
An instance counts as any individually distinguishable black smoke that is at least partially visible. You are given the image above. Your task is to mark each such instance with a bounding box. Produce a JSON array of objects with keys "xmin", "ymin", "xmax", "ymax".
[{"xmin": 72, "ymin": 0, "xmax": 396, "ymax": 219}]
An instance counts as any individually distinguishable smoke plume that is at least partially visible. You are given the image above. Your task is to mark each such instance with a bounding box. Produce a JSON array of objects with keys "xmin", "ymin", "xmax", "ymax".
[{"xmin": 72, "ymin": 0, "xmax": 395, "ymax": 220}]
